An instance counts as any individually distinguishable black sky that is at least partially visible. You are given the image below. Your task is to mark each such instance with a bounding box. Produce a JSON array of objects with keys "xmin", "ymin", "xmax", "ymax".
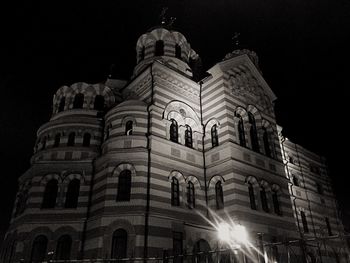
[{"xmin": 1, "ymin": 1, "xmax": 349, "ymax": 242}]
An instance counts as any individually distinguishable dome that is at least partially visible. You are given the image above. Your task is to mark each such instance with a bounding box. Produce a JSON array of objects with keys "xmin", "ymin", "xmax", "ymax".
[
  {"xmin": 133, "ymin": 27, "xmax": 199, "ymax": 77},
  {"xmin": 52, "ymin": 82, "xmax": 115, "ymax": 115}
]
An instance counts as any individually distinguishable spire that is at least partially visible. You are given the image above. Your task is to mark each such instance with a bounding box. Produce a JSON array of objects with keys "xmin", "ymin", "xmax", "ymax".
[{"xmin": 158, "ymin": 7, "xmax": 176, "ymax": 28}]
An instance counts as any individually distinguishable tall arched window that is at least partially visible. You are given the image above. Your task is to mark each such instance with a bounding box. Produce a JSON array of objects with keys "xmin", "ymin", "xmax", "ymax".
[
  {"xmin": 55, "ymin": 235, "xmax": 72, "ymax": 260},
  {"xmin": 125, "ymin": 120, "xmax": 133, "ymax": 135},
  {"xmin": 117, "ymin": 170, "xmax": 131, "ymax": 201},
  {"xmin": 248, "ymin": 182, "xmax": 256, "ymax": 210},
  {"xmin": 58, "ymin": 97, "xmax": 65, "ymax": 112},
  {"xmin": 67, "ymin": 132, "xmax": 75, "ymax": 146},
  {"xmin": 211, "ymin": 125, "xmax": 219, "ymax": 147},
  {"xmin": 41, "ymin": 179, "xmax": 58, "ymax": 208},
  {"xmin": 185, "ymin": 125, "xmax": 193, "ymax": 148},
  {"xmin": 171, "ymin": 177, "xmax": 180, "ymax": 206},
  {"xmin": 248, "ymin": 112, "xmax": 259, "ymax": 152},
  {"xmin": 155, "ymin": 40, "xmax": 164, "ymax": 56},
  {"xmin": 301, "ymin": 211, "xmax": 309, "ymax": 233},
  {"xmin": 292, "ymin": 175, "xmax": 300, "ymax": 186},
  {"xmin": 83, "ymin": 133, "xmax": 91, "ymax": 147},
  {"xmin": 260, "ymin": 187, "xmax": 269, "ymax": 212},
  {"xmin": 73, "ymin": 93, "xmax": 84, "ymax": 109},
  {"xmin": 111, "ymin": 229, "xmax": 127, "ymax": 259},
  {"xmin": 187, "ymin": 181, "xmax": 195, "ymax": 209},
  {"xmin": 30, "ymin": 235, "xmax": 48, "ymax": 263},
  {"xmin": 272, "ymin": 190, "xmax": 281, "ymax": 215},
  {"xmin": 215, "ymin": 181, "xmax": 224, "ymax": 209},
  {"xmin": 139, "ymin": 46, "xmax": 145, "ymax": 61},
  {"xmin": 262, "ymin": 127, "xmax": 272, "ymax": 157},
  {"xmin": 325, "ymin": 217, "xmax": 332, "ymax": 236},
  {"xmin": 54, "ymin": 133, "xmax": 61, "ymax": 147},
  {"xmin": 170, "ymin": 119, "xmax": 178, "ymax": 143},
  {"xmin": 236, "ymin": 114, "xmax": 246, "ymax": 147},
  {"xmin": 175, "ymin": 44, "xmax": 181, "ymax": 59},
  {"xmin": 65, "ymin": 179, "xmax": 80, "ymax": 208},
  {"xmin": 94, "ymin": 95, "xmax": 105, "ymax": 111},
  {"xmin": 42, "ymin": 137, "xmax": 47, "ymax": 150}
]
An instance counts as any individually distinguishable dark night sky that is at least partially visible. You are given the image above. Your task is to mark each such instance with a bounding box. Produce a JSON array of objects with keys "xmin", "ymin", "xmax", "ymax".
[{"xmin": 0, "ymin": 1, "xmax": 349, "ymax": 242}]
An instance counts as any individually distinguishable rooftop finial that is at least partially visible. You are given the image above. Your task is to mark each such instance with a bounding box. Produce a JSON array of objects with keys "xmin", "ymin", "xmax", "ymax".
[
  {"xmin": 232, "ymin": 32, "xmax": 241, "ymax": 48},
  {"xmin": 159, "ymin": 7, "xmax": 176, "ymax": 27}
]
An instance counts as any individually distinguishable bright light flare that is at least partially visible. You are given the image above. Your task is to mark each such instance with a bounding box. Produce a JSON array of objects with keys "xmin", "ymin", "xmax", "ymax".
[
  {"xmin": 232, "ymin": 224, "xmax": 248, "ymax": 244},
  {"xmin": 217, "ymin": 222, "xmax": 231, "ymax": 242},
  {"xmin": 217, "ymin": 222, "xmax": 248, "ymax": 245}
]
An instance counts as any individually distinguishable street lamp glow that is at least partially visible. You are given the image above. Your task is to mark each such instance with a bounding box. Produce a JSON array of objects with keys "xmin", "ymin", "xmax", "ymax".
[
  {"xmin": 232, "ymin": 224, "xmax": 248, "ymax": 244},
  {"xmin": 217, "ymin": 222, "xmax": 231, "ymax": 242},
  {"xmin": 217, "ymin": 222, "xmax": 248, "ymax": 245}
]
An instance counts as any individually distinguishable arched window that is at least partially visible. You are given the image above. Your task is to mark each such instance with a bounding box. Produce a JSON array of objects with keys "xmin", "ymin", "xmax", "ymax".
[
  {"xmin": 292, "ymin": 175, "xmax": 300, "ymax": 186},
  {"xmin": 58, "ymin": 97, "xmax": 65, "ymax": 112},
  {"xmin": 105, "ymin": 123, "xmax": 111, "ymax": 140},
  {"xmin": 117, "ymin": 170, "xmax": 131, "ymax": 201},
  {"xmin": 248, "ymin": 182, "xmax": 256, "ymax": 210},
  {"xmin": 171, "ymin": 177, "xmax": 180, "ymax": 206},
  {"xmin": 248, "ymin": 112, "xmax": 259, "ymax": 152},
  {"xmin": 55, "ymin": 235, "xmax": 72, "ymax": 260},
  {"xmin": 139, "ymin": 46, "xmax": 145, "ymax": 61},
  {"xmin": 175, "ymin": 44, "xmax": 181, "ymax": 59},
  {"xmin": 170, "ymin": 119, "xmax": 178, "ymax": 143},
  {"xmin": 65, "ymin": 179, "xmax": 80, "ymax": 208},
  {"xmin": 262, "ymin": 127, "xmax": 272, "ymax": 157},
  {"xmin": 54, "ymin": 133, "xmax": 61, "ymax": 147},
  {"xmin": 111, "ymin": 229, "xmax": 127, "ymax": 259},
  {"xmin": 42, "ymin": 137, "xmax": 47, "ymax": 150},
  {"xmin": 272, "ymin": 190, "xmax": 281, "ymax": 215},
  {"xmin": 215, "ymin": 181, "xmax": 224, "ymax": 209},
  {"xmin": 94, "ymin": 95, "xmax": 105, "ymax": 111},
  {"xmin": 185, "ymin": 125, "xmax": 193, "ymax": 148},
  {"xmin": 155, "ymin": 40, "xmax": 164, "ymax": 56},
  {"xmin": 301, "ymin": 211, "xmax": 309, "ymax": 233},
  {"xmin": 260, "ymin": 187, "xmax": 269, "ymax": 212},
  {"xmin": 41, "ymin": 179, "xmax": 58, "ymax": 208},
  {"xmin": 30, "ymin": 235, "xmax": 47, "ymax": 263},
  {"xmin": 83, "ymin": 133, "xmax": 91, "ymax": 147},
  {"xmin": 67, "ymin": 132, "xmax": 75, "ymax": 146},
  {"xmin": 73, "ymin": 93, "xmax": 84, "ymax": 109},
  {"xmin": 236, "ymin": 114, "xmax": 246, "ymax": 147},
  {"xmin": 325, "ymin": 217, "xmax": 332, "ymax": 236},
  {"xmin": 211, "ymin": 125, "xmax": 219, "ymax": 147},
  {"xmin": 187, "ymin": 181, "xmax": 195, "ymax": 209},
  {"xmin": 125, "ymin": 120, "xmax": 133, "ymax": 135},
  {"xmin": 193, "ymin": 239, "xmax": 212, "ymax": 263}
]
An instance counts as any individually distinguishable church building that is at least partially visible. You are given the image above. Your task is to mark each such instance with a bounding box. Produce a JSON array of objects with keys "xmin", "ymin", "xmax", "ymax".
[{"xmin": 1, "ymin": 25, "xmax": 348, "ymax": 263}]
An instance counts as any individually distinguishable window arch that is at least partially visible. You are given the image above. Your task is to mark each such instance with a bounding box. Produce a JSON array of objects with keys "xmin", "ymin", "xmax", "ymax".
[
  {"xmin": 155, "ymin": 40, "xmax": 164, "ymax": 56},
  {"xmin": 292, "ymin": 175, "xmax": 300, "ymax": 186},
  {"xmin": 171, "ymin": 177, "xmax": 180, "ymax": 206},
  {"xmin": 111, "ymin": 229, "xmax": 127, "ymax": 259},
  {"xmin": 236, "ymin": 114, "xmax": 246, "ymax": 147},
  {"xmin": 325, "ymin": 217, "xmax": 332, "ymax": 236},
  {"xmin": 139, "ymin": 46, "xmax": 145, "ymax": 61},
  {"xmin": 175, "ymin": 44, "xmax": 181, "ymax": 59},
  {"xmin": 248, "ymin": 112, "xmax": 259, "ymax": 152},
  {"xmin": 260, "ymin": 186, "xmax": 269, "ymax": 212},
  {"xmin": 83, "ymin": 133, "xmax": 91, "ymax": 147},
  {"xmin": 65, "ymin": 179, "xmax": 80, "ymax": 208},
  {"xmin": 262, "ymin": 127, "xmax": 271, "ymax": 157},
  {"xmin": 170, "ymin": 119, "xmax": 178, "ymax": 143},
  {"xmin": 42, "ymin": 137, "xmax": 47, "ymax": 150},
  {"xmin": 30, "ymin": 235, "xmax": 48, "ymax": 263},
  {"xmin": 55, "ymin": 235, "xmax": 72, "ymax": 260},
  {"xmin": 73, "ymin": 93, "xmax": 84, "ymax": 109},
  {"xmin": 42, "ymin": 179, "xmax": 58, "ymax": 208},
  {"xmin": 54, "ymin": 133, "xmax": 61, "ymax": 147},
  {"xmin": 187, "ymin": 181, "xmax": 195, "ymax": 209},
  {"xmin": 301, "ymin": 211, "xmax": 309, "ymax": 233},
  {"xmin": 125, "ymin": 120, "xmax": 133, "ymax": 135},
  {"xmin": 248, "ymin": 182, "xmax": 256, "ymax": 210},
  {"xmin": 58, "ymin": 97, "xmax": 65, "ymax": 112},
  {"xmin": 117, "ymin": 170, "xmax": 131, "ymax": 201},
  {"xmin": 211, "ymin": 125, "xmax": 219, "ymax": 147},
  {"xmin": 94, "ymin": 95, "xmax": 105, "ymax": 111},
  {"xmin": 67, "ymin": 132, "xmax": 75, "ymax": 146},
  {"xmin": 185, "ymin": 125, "xmax": 193, "ymax": 148},
  {"xmin": 272, "ymin": 190, "xmax": 281, "ymax": 215},
  {"xmin": 215, "ymin": 181, "xmax": 224, "ymax": 209}
]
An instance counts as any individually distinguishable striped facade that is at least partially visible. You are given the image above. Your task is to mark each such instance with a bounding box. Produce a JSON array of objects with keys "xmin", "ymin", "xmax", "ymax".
[{"xmin": 1, "ymin": 27, "xmax": 348, "ymax": 263}]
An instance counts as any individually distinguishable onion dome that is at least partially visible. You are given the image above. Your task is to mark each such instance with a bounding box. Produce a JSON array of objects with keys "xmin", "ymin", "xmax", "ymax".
[
  {"xmin": 52, "ymin": 82, "xmax": 115, "ymax": 117},
  {"xmin": 133, "ymin": 27, "xmax": 199, "ymax": 77}
]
